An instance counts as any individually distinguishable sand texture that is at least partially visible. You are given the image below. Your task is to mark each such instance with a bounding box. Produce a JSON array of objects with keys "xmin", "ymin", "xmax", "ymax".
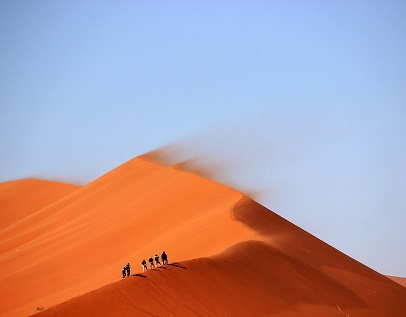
[{"xmin": 1, "ymin": 157, "xmax": 405, "ymax": 317}]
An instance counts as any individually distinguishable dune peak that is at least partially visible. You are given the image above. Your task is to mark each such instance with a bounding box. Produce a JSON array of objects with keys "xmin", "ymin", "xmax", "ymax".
[{"xmin": 0, "ymin": 156, "xmax": 405, "ymax": 317}]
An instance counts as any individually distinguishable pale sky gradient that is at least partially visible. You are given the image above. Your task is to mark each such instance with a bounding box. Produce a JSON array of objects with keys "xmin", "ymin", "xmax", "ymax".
[{"xmin": 1, "ymin": 1, "xmax": 405, "ymax": 276}]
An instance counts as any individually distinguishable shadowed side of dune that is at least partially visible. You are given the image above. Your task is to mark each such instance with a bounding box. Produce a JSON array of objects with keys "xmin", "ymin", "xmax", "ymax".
[
  {"xmin": 231, "ymin": 197, "xmax": 406, "ymax": 316},
  {"xmin": 232, "ymin": 197, "xmax": 394, "ymax": 278}
]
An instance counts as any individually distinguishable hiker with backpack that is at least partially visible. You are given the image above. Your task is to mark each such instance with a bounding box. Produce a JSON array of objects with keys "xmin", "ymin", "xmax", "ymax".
[
  {"xmin": 161, "ymin": 251, "xmax": 168, "ymax": 265},
  {"xmin": 141, "ymin": 259, "xmax": 148, "ymax": 272},
  {"xmin": 149, "ymin": 256, "xmax": 155, "ymax": 269},
  {"xmin": 154, "ymin": 254, "xmax": 161, "ymax": 267},
  {"xmin": 125, "ymin": 262, "xmax": 131, "ymax": 277}
]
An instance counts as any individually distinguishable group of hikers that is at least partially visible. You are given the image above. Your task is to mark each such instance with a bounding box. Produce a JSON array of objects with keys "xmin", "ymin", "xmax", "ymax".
[{"xmin": 122, "ymin": 251, "xmax": 168, "ymax": 278}]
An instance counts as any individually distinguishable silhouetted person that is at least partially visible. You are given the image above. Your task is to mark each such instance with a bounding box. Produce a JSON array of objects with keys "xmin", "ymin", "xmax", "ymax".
[
  {"xmin": 125, "ymin": 262, "xmax": 131, "ymax": 277},
  {"xmin": 149, "ymin": 256, "xmax": 155, "ymax": 269},
  {"xmin": 162, "ymin": 251, "xmax": 168, "ymax": 265},
  {"xmin": 122, "ymin": 266, "xmax": 126, "ymax": 278},
  {"xmin": 142, "ymin": 259, "xmax": 148, "ymax": 272},
  {"xmin": 154, "ymin": 254, "xmax": 161, "ymax": 267}
]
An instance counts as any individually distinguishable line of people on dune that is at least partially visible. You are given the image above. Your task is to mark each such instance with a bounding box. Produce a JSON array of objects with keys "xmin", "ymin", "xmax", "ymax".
[{"xmin": 122, "ymin": 251, "xmax": 168, "ymax": 278}]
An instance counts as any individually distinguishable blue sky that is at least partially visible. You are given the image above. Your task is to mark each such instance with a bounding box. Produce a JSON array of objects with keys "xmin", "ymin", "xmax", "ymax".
[{"xmin": 1, "ymin": 1, "xmax": 405, "ymax": 276}]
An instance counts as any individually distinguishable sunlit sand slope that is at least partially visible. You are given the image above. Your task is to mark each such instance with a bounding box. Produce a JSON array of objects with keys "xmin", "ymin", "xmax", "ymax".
[
  {"xmin": 0, "ymin": 157, "xmax": 256, "ymax": 317},
  {"xmin": 0, "ymin": 179, "xmax": 80, "ymax": 229}
]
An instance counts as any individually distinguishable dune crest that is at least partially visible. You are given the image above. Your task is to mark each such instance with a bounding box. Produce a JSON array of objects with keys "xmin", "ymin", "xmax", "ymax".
[
  {"xmin": 1, "ymin": 156, "xmax": 405, "ymax": 317},
  {"xmin": 0, "ymin": 157, "xmax": 256, "ymax": 317}
]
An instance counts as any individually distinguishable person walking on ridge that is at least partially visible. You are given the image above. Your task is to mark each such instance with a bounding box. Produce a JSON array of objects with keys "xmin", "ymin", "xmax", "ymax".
[
  {"xmin": 154, "ymin": 254, "xmax": 161, "ymax": 267},
  {"xmin": 162, "ymin": 251, "xmax": 168, "ymax": 265},
  {"xmin": 149, "ymin": 256, "xmax": 155, "ymax": 269},
  {"xmin": 122, "ymin": 266, "xmax": 126, "ymax": 278},
  {"xmin": 142, "ymin": 259, "xmax": 148, "ymax": 272},
  {"xmin": 125, "ymin": 262, "xmax": 131, "ymax": 277}
]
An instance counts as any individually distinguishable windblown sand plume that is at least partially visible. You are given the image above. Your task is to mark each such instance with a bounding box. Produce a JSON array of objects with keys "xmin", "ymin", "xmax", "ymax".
[{"xmin": 0, "ymin": 156, "xmax": 405, "ymax": 317}]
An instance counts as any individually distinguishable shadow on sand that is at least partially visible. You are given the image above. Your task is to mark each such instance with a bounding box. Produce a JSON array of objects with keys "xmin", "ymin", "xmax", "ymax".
[{"xmin": 168, "ymin": 262, "xmax": 187, "ymax": 269}]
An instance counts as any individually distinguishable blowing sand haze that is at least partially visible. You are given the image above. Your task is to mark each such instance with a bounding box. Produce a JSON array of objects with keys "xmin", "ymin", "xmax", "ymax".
[{"xmin": 0, "ymin": 155, "xmax": 405, "ymax": 317}]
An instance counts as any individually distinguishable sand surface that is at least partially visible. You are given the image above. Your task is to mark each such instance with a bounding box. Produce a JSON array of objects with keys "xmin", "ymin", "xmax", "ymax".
[
  {"xmin": 1, "ymin": 156, "xmax": 405, "ymax": 317},
  {"xmin": 387, "ymin": 276, "xmax": 406, "ymax": 288},
  {"xmin": 0, "ymin": 179, "xmax": 80, "ymax": 230}
]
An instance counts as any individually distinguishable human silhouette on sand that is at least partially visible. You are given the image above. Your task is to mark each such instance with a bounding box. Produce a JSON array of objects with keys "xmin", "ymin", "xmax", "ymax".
[
  {"xmin": 125, "ymin": 263, "xmax": 131, "ymax": 277},
  {"xmin": 141, "ymin": 259, "xmax": 148, "ymax": 272},
  {"xmin": 154, "ymin": 254, "xmax": 161, "ymax": 267},
  {"xmin": 161, "ymin": 251, "xmax": 168, "ymax": 265},
  {"xmin": 149, "ymin": 256, "xmax": 155, "ymax": 269}
]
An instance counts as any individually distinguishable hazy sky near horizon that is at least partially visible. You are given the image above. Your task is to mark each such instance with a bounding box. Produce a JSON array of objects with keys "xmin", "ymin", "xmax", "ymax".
[{"xmin": 1, "ymin": 1, "xmax": 405, "ymax": 276}]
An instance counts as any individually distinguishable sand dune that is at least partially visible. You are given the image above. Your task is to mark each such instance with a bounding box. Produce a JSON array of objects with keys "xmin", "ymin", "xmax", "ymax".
[
  {"xmin": 0, "ymin": 179, "xmax": 80, "ymax": 230},
  {"xmin": 36, "ymin": 241, "xmax": 406, "ymax": 317},
  {"xmin": 0, "ymin": 157, "xmax": 256, "ymax": 317},
  {"xmin": 31, "ymin": 198, "xmax": 406, "ymax": 317},
  {"xmin": 1, "ymin": 156, "xmax": 405, "ymax": 316},
  {"xmin": 387, "ymin": 276, "xmax": 406, "ymax": 288}
]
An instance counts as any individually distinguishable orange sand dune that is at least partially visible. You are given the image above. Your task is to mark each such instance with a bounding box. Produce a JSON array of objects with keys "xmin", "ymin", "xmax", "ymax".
[
  {"xmin": 0, "ymin": 157, "xmax": 257, "ymax": 317},
  {"xmin": 0, "ymin": 179, "xmax": 80, "ymax": 230},
  {"xmin": 387, "ymin": 276, "xmax": 406, "ymax": 288},
  {"xmin": 33, "ymin": 198, "xmax": 406, "ymax": 317},
  {"xmin": 1, "ymin": 156, "xmax": 405, "ymax": 316}
]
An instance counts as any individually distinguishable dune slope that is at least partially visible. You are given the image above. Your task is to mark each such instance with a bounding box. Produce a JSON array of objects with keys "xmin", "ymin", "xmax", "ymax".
[
  {"xmin": 0, "ymin": 179, "xmax": 80, "ymax": 229},
  {"xmin": 387, "ymin": 276, "xmax": 406, "ymax": 288},
  {"xmin": 1, "ymin": 156, "xmax": 405, "ymax": 317},
  {"xmin": 0, "ymin": 157, "xmax": 256, "ymax": 317}
]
